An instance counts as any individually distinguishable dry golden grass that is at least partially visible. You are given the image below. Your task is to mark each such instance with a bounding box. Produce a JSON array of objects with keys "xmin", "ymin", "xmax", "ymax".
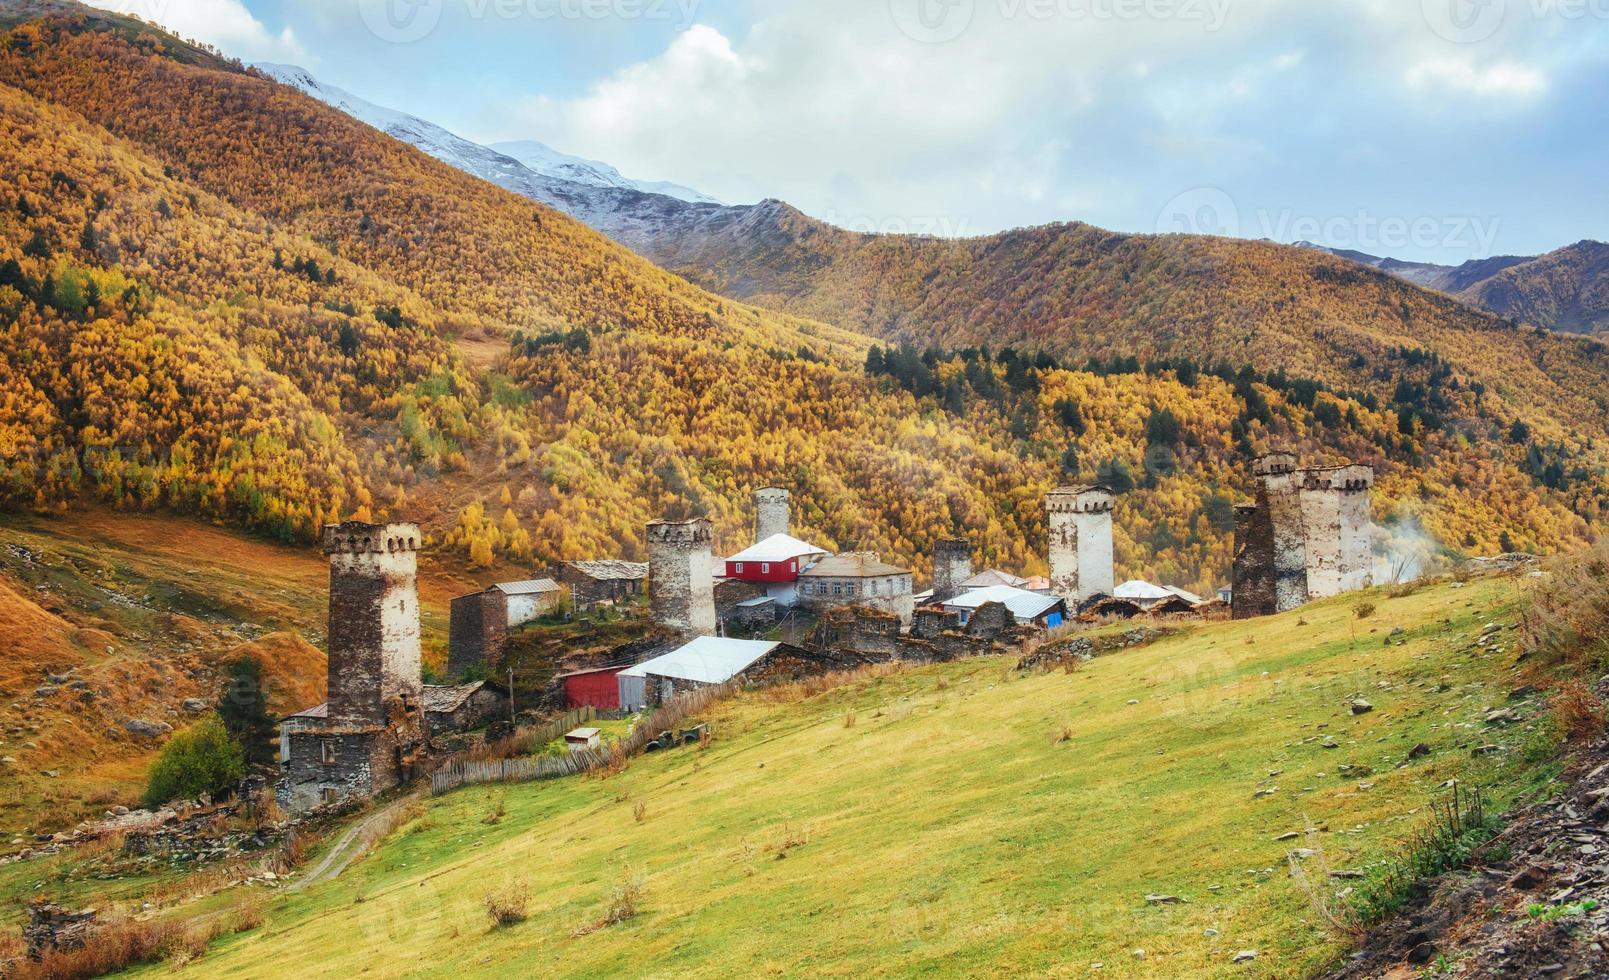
[
  {"xmin": 483, "ymin": 881, "xmax": 531, "ymax": 929},
  {"xmin": 1524, "ymin": 541, "xmax": 1609, "ymax": 675}
]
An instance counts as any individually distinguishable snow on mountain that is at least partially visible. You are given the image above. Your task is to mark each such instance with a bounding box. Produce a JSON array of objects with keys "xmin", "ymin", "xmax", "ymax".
[
  {"xmin": 252, "ymin": 63, "xmax": 723, "ymax": 233},
  {"xmin": 491, "ymin": 140, "xmax": 721, "ymax": 205}
]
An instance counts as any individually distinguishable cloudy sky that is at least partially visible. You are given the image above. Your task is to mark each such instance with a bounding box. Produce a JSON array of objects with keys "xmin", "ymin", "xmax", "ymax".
[{"xmin": 91, "ymin": 0, "xmax": 1609, "ymax": 263}]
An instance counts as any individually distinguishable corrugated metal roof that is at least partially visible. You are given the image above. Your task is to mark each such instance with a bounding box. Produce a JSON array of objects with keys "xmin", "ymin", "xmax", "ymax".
[
  {"xmin": 726, "ymin": 533, "xmax": 830, "ymax": 564},
  {"xmin": 283, "ymin": 702, "xmax": 327, "ymax": 721},
  {"xmin": 736, "ymin": 596, "xmax": 775, "ymax": 608},
  {"xmin": 1115, "ymin": 580, "xmax": 1174, "ymax": 601},
  {"xmin": 960, "ymin": 569, "xmax": 1029, "ymax": 589},
  {"xmin": 618, "ymin": 637, "xmax": 779, "ymax": 684},
  {"xmin": 495, "ymin": 579, "xmax": 561, "ymax": 596},
  {"xmin": 943, "ymin": 585, "xmax": 1064, "ymax": 621},
  {"xmin": 801, "ymin": 553, "xmax": 910, "ymax": 579}
]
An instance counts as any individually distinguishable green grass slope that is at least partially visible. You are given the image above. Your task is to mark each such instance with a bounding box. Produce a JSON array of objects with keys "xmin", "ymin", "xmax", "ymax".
[{"xmin": 149, "ymin": 574, "xmax": 1554, "ymax": 978}]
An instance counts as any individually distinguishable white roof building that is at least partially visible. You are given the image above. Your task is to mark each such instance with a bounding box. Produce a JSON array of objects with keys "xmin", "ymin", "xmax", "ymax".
[
  {"xmin": 942, "ymin": 585, "xmax": 1067, "ymax": 624},
  {"xmin": 617, "ymin": 637, "xmax": 781, "ymax": 711},
  {"xmin": 725, "ymin": 534, "xmax": 830, "ymax": 565},
  {"xmin": 1114, "ymin": 581, "xmax": 1204, "ymax": 608}
]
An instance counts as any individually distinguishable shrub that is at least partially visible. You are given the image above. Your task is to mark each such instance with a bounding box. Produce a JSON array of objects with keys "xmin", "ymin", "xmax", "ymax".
[
  {"xmin": 1354, "ymin": 602, "xmax": 1377, "ymax": 620},
  {"xmin": 142, "ymin": 715, "xmax": 246, "ymax": 809},
  {"xmin": 483, "ymin": 881, "xmax": 530, "ymax": 928},
  {"xmin": 1551, "ymin": 680, "xmax": 1606, "ymax": 741},
  {"xmin": 1523, "ymin": 541, "xmax": 1609, "ymax": 674},
  {"xmin": 574, "ymin": 865, "xmax": 644, "ymax": 936},
  {"xmin": 1345, "ymin": 785, "xmax": 1497, "ymax": 930}
]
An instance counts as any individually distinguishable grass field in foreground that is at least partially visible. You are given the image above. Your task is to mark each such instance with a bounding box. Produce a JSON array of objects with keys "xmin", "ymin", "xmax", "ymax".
[{"xmin": 151, "ymin": 574, "xmax": 1552, "ymax": 978}]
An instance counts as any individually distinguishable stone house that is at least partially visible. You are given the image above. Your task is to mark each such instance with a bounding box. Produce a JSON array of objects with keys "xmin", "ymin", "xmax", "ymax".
[
  {"xmin": 495, "ymin": 579, "xmax": 564, "ymax": 627},
  {"xmin": 797, "ymin": 553, "xmax": 915, "ymax": 624},
  {"xmin": 423, "ymin": 682, "xmax": 503, "ymax": 735},
  {"xmin": 942, "ymin": 585, "xmax": 1069, "ymax": 628},
  {"xmin": 557, "ymin": 560, "xmax": 647, "ymax": 612},
  {"xmin": 616, "ymin": 636, "xmax": 841, "ymax": 711},
  {"xmin": 447, "ymin": 588, "xmax": 507, "ymax": 678}
]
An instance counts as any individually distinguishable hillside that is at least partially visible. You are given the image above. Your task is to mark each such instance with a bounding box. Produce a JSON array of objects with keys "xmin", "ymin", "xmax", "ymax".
[
  {"xmin": 0, "ymin": 0, "xmax": 1603, "ymax": 597},
  {"xmin": 1300, "ymin": 241, "xmax": 1609, "ymax": 336},
  {"xmin": 114, "ymin": 574, "xmax": 1560, "ymax": 978}
]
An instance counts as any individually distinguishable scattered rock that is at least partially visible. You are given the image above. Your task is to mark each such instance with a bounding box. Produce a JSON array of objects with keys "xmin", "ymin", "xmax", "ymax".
[
  {"xmin": 1472, "ymin": 744, "xmax": 1502, "ymax": 757},
  {"xmin": 1144, "ymin": 894, "xmax": 1185, "ymax": 905},
  {"xmin": 1322, "ymin": 737, "xmax": 1340, "ymax": 750},
  {"xmin": 121, "ymin": 719, "xmax": 172, "ymax": 738},
  {"xmin": 1484, "ymin": 709, "xmax": 1521, "ymax": 726},
  {"xmin": 1132, "ymin": 948, "xmax": 1146, "ymax": 960},
  {"xmin": 1350, "ymin": 700, "xmax": 1374, "ymax": 716},
  {"xmin": 1275, "ymin": 831, "xmax": 1301, "ymax": 842},
  {"xmin": 1232, "ymin": 950, "xmax": 1258, "ymax": 964},
  {"xmin": 1407, "ymin": 743, "xmax": 1431, "ymax": 761},
  {"xmin": 181, "ymin": 699, "xmax": 208, "ymax": 714}
]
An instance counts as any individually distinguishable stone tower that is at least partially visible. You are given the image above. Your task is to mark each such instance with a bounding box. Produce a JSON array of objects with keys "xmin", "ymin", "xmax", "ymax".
[
  {"xmin": 1046, "ymin": 485, "xmax": 1116, "ymax": 608},
  {"xmin": 322, "ymin": 522, "xmax": 423, "ymax": 729},
  {"xmin": 647, "ymin": 518, "xmax": 718, "ymax": 636},
  {"xmin": 754, "ymin": 487, "xmax": 790, "ymax": 543},
  {"xmin": 1232, "ymin": 503, "xmax": 1275, "ymax": 620},
  {"xmin": 1298, "ymin": 465, "xmax": 1375, "ymax": 599},
  {"xmin": 1253, "ymin": 452, "xmax": 1309, "ymax": 614},
  {"xmin": 930, "ymin": 539, "xmax": 973, "ymax": 605}
]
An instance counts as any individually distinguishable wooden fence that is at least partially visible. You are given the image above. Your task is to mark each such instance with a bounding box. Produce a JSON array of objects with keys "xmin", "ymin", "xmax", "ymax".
[{"xmin": 428, "ymin": 683, "xmax": 737, "ymax": 796}]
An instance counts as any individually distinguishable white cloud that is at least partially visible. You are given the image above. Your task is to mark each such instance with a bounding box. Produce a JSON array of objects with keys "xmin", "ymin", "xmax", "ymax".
[
  {"xmin": 1406, "ymin": 57, "xmax": 1548, "ymax": 97},
  {"xmin": 85, "ymin": 0, "xmax": 306, "ymax": 62}
]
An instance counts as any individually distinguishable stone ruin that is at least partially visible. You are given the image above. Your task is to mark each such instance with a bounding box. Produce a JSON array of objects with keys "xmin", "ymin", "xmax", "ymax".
[
  {"xmin": 930, "ymin": 538, "xmax": 973, "ymax": 605},
  {"xmin": 647, "ymin": 517, "xmax": 718, "ymax": 636},
  {"xmin": 1047, "ymin": 485, "xmax": 1116, "ymax": 608},
  {"xmin": 277, "ymin": 522, "xmax": 427, "ymax": 813},
  {"xmin": 1233, "ymin": 454, "xmax": 1375, "ymax": 619},
  {"xmin": 23, "ymin": 900, "xmax": 97, "ymax": 960},
  {"xmin": 754, "ymin": 486, "xmax": 791, "ymax": 542}
]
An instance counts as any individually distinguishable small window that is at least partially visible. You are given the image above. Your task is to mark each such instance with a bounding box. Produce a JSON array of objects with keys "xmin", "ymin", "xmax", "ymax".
[
  {"xmin": 735, "ymin": 563, "xmax": 744, "ymax": 573},
  {"xmin": 761, "ymin": 563, "xmax": 770, "ymax": 574},
  {"xmin": 789, "ymin": 560, "xmax": 797, "ymax": 572},
  {"xmin": 321, "ymin": 787, "xmax": 338, "ymax": 804},
  {"xmin": 321, "ymin": 741, "xmax": 337, "ymax": 765}
]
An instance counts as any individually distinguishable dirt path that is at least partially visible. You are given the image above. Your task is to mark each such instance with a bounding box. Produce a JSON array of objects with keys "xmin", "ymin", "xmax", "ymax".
[{"xmin": 288, "ymin": 792, "xmax": 421, "ymax": 892}]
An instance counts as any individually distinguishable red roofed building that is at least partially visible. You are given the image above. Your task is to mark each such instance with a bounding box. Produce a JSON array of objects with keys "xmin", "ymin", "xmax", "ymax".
[{"xmin": 723, "ymin": 534, "xmax": 829, "ymax": 584}]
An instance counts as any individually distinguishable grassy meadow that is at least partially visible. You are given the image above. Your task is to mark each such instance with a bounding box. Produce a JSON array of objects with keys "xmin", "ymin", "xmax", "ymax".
[{"xmin": 129, "ymin": 572, "xmax": 1559, "ymax": 978}]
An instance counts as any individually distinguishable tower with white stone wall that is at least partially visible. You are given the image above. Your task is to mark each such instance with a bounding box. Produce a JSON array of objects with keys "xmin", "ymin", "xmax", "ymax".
[
  {"xmin": 1298, "ymin": 465, "xmax": 1375, "ymax": 599},
  {"xmin": 648, "ymin": 517, "xmax": 718, "ymax": 636},
  {"xmin": 1046, "ymin": 485, "xmax": 1115, "ymax": 608},
  {"xmin": 322, "ymin": 521, "xmax": 423, "ymax": 729}
]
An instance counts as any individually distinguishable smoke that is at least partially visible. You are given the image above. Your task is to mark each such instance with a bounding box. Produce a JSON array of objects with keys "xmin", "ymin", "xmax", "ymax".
[{"xmin": 1372, "ymin": 516, "xmax": 1441, "ymax": 585}]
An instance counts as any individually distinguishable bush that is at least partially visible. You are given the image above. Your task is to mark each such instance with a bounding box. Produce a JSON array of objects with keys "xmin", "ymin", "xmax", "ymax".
[
  {"xmin": 142, "ymin": 715, "xmax": 245, "ymax": 809},
  {"xmin": 483, "ymin": 881, "xmax": 530, "ymax": 928},
  {"xmin": 1523, "ymin": 541, "xmax": 1609, "ymax": 674}
]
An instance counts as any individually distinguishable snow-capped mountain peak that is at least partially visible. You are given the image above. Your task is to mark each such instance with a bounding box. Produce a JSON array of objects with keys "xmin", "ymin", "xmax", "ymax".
[{"xmin": 490, "ymin": 140, "xmax": 720, "ymax": 205}]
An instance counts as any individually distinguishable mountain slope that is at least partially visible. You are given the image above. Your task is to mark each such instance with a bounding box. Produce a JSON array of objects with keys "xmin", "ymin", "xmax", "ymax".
[
  {"xmin": 146, "ymin": 576, "xmax": 1553, "ymax": 978},
  {"xmin": 489, "ymin": 138, "xmax": 720, "ymax": 205},
  {"xmin": 0, "ymin": 1, "xmax": 1602, "ymax": 594},
  {"xmin": 1297, "ymin": 241, "xmax": 1609, "ymax": 335}
]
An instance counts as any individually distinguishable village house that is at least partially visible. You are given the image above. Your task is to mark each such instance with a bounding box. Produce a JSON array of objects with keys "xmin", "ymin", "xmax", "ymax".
[
  {"xmin": 616, "ymin": 636, "xmax": 833, "ymax": 711},
  {"xmin": 797, "ymin": 553, "xmax": 916, "ymax": 624},
  {"xmin": 960, "ymin": 569, "xmax": 1031, "ymax": 591},
  {"xmin": 556, "ymin": 664, "xmax": 631, "ymax": 711},
  {"xmin": 446, "ymin": 578, "xmax": 566, "ymax": 678},
  {"xmin": 723, "ymin": 532, "xmax": 830, "ymax": 607},
  {"xmin": 557, "ymin": 560, "xmax": 648, "ymax": 612},
  {"xmin": 942, "ymin": 585, "xmax": 1069, "ymax": 628},
  {"xmin": 496, "ymin": 579, "xmax": 565, "ymax": 626},
  {"xmin": 422, "ymin": 681, "xmax": 503, "ymax": 735}
]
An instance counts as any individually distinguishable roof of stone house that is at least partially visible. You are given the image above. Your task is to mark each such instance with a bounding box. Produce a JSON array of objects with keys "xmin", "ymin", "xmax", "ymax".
[
  {"xmin": 563, "ymin": 560, "xmax": 648, "ymax": 581},
  {"xmin": 619, "ymin": 637, "xmax": 780, "ymax": 684},
  {"xmin": 1024, "ymin": 575, "xmax": 1052, "ymax": 592},
  {"xmin": 1115, "ymin": 580, "xmax": 1174, "ymax": 602},
  {"xmin": 494, "ymin": 578, "xmax": 561, "ymax": 596},
  {"xmin": 736, "ymin": 596, "xmax": 775, "ymax": 608},
  {"xmin": 943, "ymin": 585, "xmax": 1065, "ymax": 621},
  {"xmin": 960, "ymin": 569, "xmax": 1029, "ymax": 589},
  {"xmin": 1051, "ymin": 483, "xmax": 1114, "ymax": 496},
  {"xmin": 800, "ymin": 553, "xmax": 910, "ymax": 579},
  {"xmin": 283, "ymin": 702, "xmax": 327, "ymax": 722},
  {"xmin": 1165, "ymin": 585, "xmax": 1206, "ymax": 605},
  {"xmin": 422, "ymin": 682, "xmax": 487, "ymax": 714},
  {"xmin": 726, "ymin": 533, "xmax": 830, "ymax": 564}
]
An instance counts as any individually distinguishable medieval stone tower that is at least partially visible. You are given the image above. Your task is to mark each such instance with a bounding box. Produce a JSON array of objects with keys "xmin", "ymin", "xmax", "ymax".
[
  {"xmin": 647, "ymin": 517, "xmax": 718, "ymax": 636},
  {"xmin": 1046, "ymin": 485, "xmax": 1116, "ymax": 608},
  {"xmin": 930, "ymin": 539, "xmax": 974, "ymax": 605},
  {"xmin": 1298, "ymin": 465, "xmax": 1376, "ymax": 598},
  {"xmin": 1254, "ymin": 452, "xmax": 1309, "ymax": 615},
  {"xmin": 1234, "ymin": 454, "xmax": 1376, "ymax": 620},
  {"xmin": 755, "ymin": 487, "xmax": 791, "ymax": 542},
  {"xmin": 323, "ymin": 522, "xmax": 423, "ymax": 728}
]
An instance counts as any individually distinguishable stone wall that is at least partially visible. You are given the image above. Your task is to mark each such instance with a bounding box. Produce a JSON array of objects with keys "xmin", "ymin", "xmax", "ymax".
[
  {"xmin": 931, "ymin": 539, "xmax": 973, "ymax": 604},
  {"xmin": 911, "ymin": 606, "xmax": 962, "ymax": 640},
  {"xmin": 1232, "ymin": 503, "xmax": 1276, "ymax": 619},
  {"xmin": 1235, "ymin": 456, "xmax": 1376, "ymax": 619},
  {"xmin": 448, "ymin": 589, "xmax": 507, "ymax": 678},
  {"xmin": 755, "ymin": 487, "xmax": 791, "ymax": 542},
  {"xmin": 813, "ymin": 605, "xmax": 904, "ymax": 660},
  {"xmin": 964, "ymin": 601, "xmax": 1015, "ymax": 638},
  {"xmin": 797, "ymin": 573, "xmax": 914, "ymax": 624},
  {"xmin": 647, "ymin": 518, "xmax": 717, "ymax": 635},
  {"xmin": 1047, "ymin": 486, "xmax": 1116, "ymax": 607},
  {"xmin": 276, "ymin": 728, "xmax": 393, "ymax": 813}
]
